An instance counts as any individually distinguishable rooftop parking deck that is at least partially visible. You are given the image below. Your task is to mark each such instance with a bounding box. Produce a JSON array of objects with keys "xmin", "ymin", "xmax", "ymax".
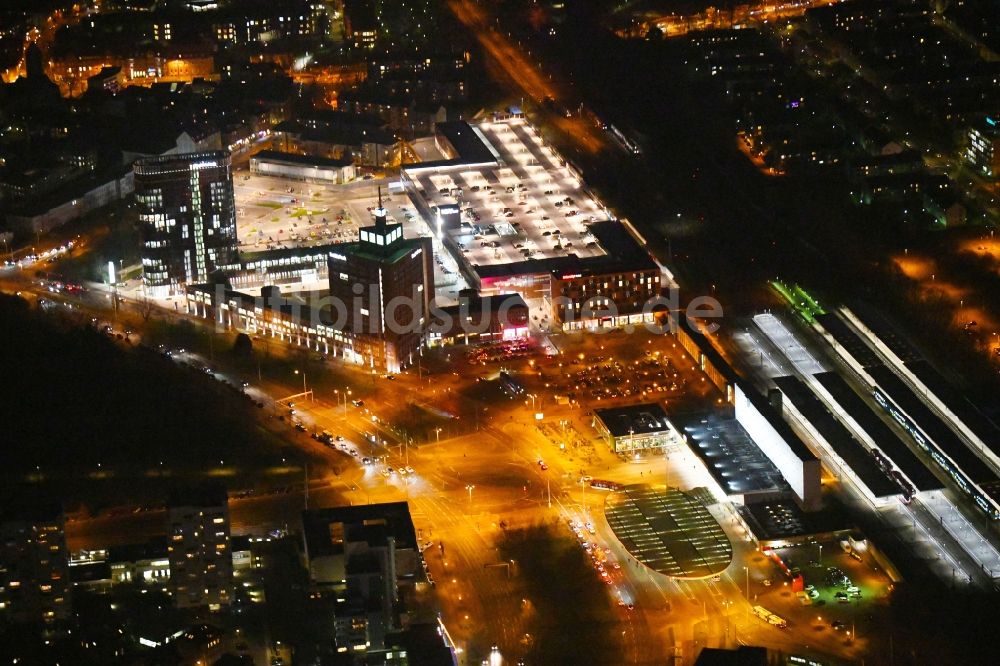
[{"xmin": 404, "ymin": 117, "xmax": 613, "ymax": 274}]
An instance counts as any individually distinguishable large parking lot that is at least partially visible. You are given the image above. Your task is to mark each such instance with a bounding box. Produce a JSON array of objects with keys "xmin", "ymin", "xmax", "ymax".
[
  {"xmin": 753, "ymin": 543, "xmax": 893, "ymax": 638},
  {"xmin": 404, "ymin": 117, "xmax": 610, "ymax": 271}
]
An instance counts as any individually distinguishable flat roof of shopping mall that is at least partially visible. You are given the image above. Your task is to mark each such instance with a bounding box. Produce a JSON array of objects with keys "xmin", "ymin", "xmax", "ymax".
[{"xmin": 403, "ymin": 117, "xmax": 656, "ymax": 283}]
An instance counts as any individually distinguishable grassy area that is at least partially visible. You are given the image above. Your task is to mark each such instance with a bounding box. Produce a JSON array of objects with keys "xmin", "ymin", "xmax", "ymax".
[
  {"xmin": 771, "ymin": 279, "xmax": 826, "ymax": 322},
  {"xmin": 793, "ymin": 283, "xmax": 826, "ymax": 316},
  {"xmin": 290, "ymin": 208, "xmax": 325, "ymax": 218},
  {"xmin": 0, "ymin": 293, "xmax": 307, "ymax": 510}
]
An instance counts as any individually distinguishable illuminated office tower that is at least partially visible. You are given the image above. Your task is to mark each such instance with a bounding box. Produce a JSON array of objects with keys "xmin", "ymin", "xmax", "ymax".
[{"xmin": 135, "ymin": 151, "xmax": 238, "ymax": 296}]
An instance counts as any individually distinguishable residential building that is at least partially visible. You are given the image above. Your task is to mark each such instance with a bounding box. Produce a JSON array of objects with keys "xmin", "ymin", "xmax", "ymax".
[
  {"xmin": 86, "ymin": 66, "xmax": 126, "ymax": 94},
  {"xmin": 167, "ymin": 485, "xmax": 233, "ymax": 610},
  {"xmin": 301, "ymin": 502, "xmax": 421, "ymax": 655},
  {"xmin": 965, "ymin": 115, "xmax": 1000, "ymax": 179},
  {"xmin": 272, "ymin": 120, "xmax": 397, "ymax": 168},
  {"xmin": 0, "ymin": 505, "xmax": 71, "ymax": 627}
]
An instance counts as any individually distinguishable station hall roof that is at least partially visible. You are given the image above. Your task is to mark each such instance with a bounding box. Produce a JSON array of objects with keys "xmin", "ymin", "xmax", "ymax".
[{"xmin": 251, "ymin": 149, "xmax": 354, "ymax": 169}]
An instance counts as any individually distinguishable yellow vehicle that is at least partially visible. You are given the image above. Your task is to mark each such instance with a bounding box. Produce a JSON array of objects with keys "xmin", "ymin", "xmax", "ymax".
[{"xmin": 751, "ymin": 605, "xmax": 788, "ymax": 628}]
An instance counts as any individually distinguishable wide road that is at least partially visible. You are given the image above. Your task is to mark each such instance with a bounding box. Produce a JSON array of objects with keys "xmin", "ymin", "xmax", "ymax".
[{"xmin": 447, "ymin": 0, "xmax": 607, "ymax": 155}]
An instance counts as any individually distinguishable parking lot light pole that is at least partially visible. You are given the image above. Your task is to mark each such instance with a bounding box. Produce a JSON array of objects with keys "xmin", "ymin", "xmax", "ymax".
[{"xmin": 744, "ymin": 565, "xmax": 750, "ymax": 620}]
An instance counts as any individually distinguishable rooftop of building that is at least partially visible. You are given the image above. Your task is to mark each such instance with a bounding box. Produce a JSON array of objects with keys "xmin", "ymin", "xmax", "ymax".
[
  {"xmin": 384, "ymin": 623, "xmax": 455, "ymax": 666},
  {"xmin": 345, "ymin": 549, "xmax": 385, "ymax": 576},
  {"xmin": 471, "ymin": 218, "xmax": 660, "ymax": 281},
  {"xmin": 436, "ymin": 290, "xmax": 528, "ymax": 315},
  {"xmin": 298, "ymin": 108, "xmax": 386, "ymax": 128},
  {"xmin": 694, "ymin": 646, "xmax": 768, "ymax": 666},
  {"xmin": 302, "ymin": 502, "xmax": 418, "ymax": 559},
  {"xmin": 251, "ymin": 149, "xmax": 354, "ymax": 169},
  {"xmin": 737, "ymin": 500, "xmax": 852, "ymax": 541},
  {"xmin": 677, "ymin": 413, "xmax": 790, "ymax": 497},
  {"xmin": 676, "ymin": 314, "xmax": 741, "ymax": 384},
  {"xmin": 273, "ymin": 120, "xmax": 397, "ymax": 146},
  {"xmin": 167, "ymin": 482, "xmax": 229, "ymax": 510},
  {"xmin": 108, "ymin": 537, "xmax": 170, "ymax": 564},
  {"xmin": 187, "ymin": 283, "xmax": 335, "ymax": 328},
  {"xmin": 605, "ymin": 485, "xmax": 733, "ymax": 579},
  {"xmin": 435, "ymin": 120, "xmax": 500, "ymax": 165},
  {"xmin": 850, "ymin": 149, "xmax": 924, "ymax": 167},
  {"xmin": 133, "ymin": 150, "xmax": 229, "ymax": 173},
  {"xmin": 595, "ymin": 403, "xmax": 671, "ymax": 438},
  {"xmin": 230, "ymin": 243, "xmax": 342, "ymax": 265},
  {"xmin": 332, "ymin": 232, "xmax": 428, "ymax": 265},
  {"xmin": 738, "ymin": 381, "xmax": 818, "ymax": 463},
  {"xmin": 6, "ymin": 165, "xmax": 133, "ymax": 218},
  {"xmin": 773, "ymin": 375, "xmax": 898, "ymax": 498}
]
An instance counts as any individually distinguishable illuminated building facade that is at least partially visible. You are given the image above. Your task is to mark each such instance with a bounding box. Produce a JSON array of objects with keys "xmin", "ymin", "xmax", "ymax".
[
  {"xmin": 326, "ymin": 200, "xmax": 433, "ymax": 373},
  {"xmin": 135, "ymin": 151, "xmax": 239, "ymax": 296},
  {"xmin": 965, "ymin": 116, "xmax": 1000, "ymax": 179}
]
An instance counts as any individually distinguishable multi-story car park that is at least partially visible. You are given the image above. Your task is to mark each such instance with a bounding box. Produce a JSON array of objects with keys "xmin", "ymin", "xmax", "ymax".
[{"xmin": 401, "ymin": 114, "xmax": 670, "ymax": 330}]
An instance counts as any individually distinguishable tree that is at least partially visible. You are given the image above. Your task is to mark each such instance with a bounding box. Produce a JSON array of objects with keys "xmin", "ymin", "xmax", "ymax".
[
  {"xmin": 232, "ymin": 332, "xmax": 253, "ymax": 358},
  {"xmin": 136, "ymin": 294, "xmax": 154, "ymax": 322}
]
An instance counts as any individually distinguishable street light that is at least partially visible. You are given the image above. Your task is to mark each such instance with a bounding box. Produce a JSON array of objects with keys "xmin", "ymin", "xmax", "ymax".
[
  {"xmin": 334, "ymin": 388, "xmax": 350, "ymax": 414},
  {"xmin": 294, "ymin": 369, "xmax": 307, "ymax": 395},
  {"xmin": 743, "ymin": 565, "xmax": 750, "ymax": 620},
  {"xmin": 466, "ymin": 484, "xmax": 475, "ymax": 504}
]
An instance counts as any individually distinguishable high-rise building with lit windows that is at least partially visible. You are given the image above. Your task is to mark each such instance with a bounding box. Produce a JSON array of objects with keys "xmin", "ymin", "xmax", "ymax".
[
  {"xmin": 965, "ymin": 116, "xmax": 1000, "ymax": 179},
  {"xmin": 0, "ymin": 504, "xmax": 71, "ymax": 627},
  {"xmin": 166, "ymin": 485, "xmax": 233, "ymax": 610},
  {"xmin": 135, "ymin": 151, "xmax": 238, "ymax": 296}
]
